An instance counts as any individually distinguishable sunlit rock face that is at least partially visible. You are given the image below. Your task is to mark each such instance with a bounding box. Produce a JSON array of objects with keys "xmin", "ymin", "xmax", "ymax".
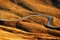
[{"xmin": 0, "ymin": 0, "xmax": 60, "ymax": 40}]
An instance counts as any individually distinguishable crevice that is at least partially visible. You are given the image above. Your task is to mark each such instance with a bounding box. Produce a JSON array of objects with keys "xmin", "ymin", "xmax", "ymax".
[
  {"xmin": 0, "ymin": 7, "xmax": 11, "ymax": 11},
  {"xmin": 16, "ymin": 23, "xmax": 30, "ymax": 32},
  {"xmin": 10, "ymin": 0, "xmax": 33, "ymax": 11},
  {"xmin": 51, "ymin": 0, "xmax": 60, "ymax": 9}
]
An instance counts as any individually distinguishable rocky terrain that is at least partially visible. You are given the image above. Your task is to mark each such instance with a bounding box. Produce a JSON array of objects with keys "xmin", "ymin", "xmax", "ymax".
[{"xmin": 0, "ymin": 0, "xmax": 60, "ymax": 40}]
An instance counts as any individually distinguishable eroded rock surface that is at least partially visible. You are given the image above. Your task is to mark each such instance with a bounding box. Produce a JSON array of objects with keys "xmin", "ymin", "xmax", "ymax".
[{"xmin": 0, "ymin": 0, "xmax": 60, "ymax": 40}]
